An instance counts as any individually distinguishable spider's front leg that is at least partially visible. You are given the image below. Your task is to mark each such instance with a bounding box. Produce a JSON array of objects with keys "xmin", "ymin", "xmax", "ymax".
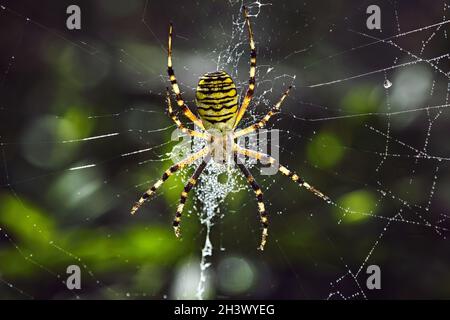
[
  {"xmin": 233, "ymin": 5, "xmax": 257, "ymax": 129},
  {"xmin": 167, "ymin": 23, "xmax": 205, "ymax": 130},
  {"xmin": 130, "ymin": 147, "xmax": 209, "ymax": 215}
]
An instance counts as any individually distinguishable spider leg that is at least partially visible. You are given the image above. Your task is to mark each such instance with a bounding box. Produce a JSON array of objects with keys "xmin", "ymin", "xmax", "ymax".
[
  {"xmin": 233, "ymin": 6, "xmax": 257, "ymax": 129},
  {"xmin": 168, "ymin": 23, "xmax": 205, "ymax": 130},
  {"xmin": 165, "ymin": 89, "xmax": 210, "ymax": 140},
  {"xmin": 235, "ymin": 159, "xmax": 268, "ymax": 251},
  {"xmin": 173, "ymin": 154, "xmax": 211, "ymax": 238},
  {"xmin": 234, "ymin": 86, "xmax": 291, "ymax": 138},
  {"xmin": 130, "ymin": 147, "xmax": 209, "ymax": 215},
  {"xmin": 234, "ymin": 145, "xmax": 331, "ymax": 203}
]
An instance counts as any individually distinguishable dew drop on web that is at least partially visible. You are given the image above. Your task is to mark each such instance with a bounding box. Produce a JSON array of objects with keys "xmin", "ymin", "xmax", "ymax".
[{"xmin": 383, "ymin": 79, "xmax": 392, "ymax": 88}]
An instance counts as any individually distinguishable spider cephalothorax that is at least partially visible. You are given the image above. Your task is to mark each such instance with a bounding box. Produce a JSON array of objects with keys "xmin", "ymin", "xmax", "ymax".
[{"xmin": 131, "ymin": 7, "xmax": 330, "ymax": 251}]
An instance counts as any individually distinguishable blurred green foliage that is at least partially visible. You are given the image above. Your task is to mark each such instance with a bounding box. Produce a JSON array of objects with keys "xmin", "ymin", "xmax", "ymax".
[
  {"xmin": 0, "ymin": 194, "xmax": 188, "ymax": 279},
  {"xmin": 341, "ymin": 85, "xmax": 381, "ymax": 114},
  {"xmin": 307, "ymin": 131, "xmax": 344, "ymax": 169},
  {"xmin": 335, "ymin": 190, "xmax": 377, "ymax": 223}
]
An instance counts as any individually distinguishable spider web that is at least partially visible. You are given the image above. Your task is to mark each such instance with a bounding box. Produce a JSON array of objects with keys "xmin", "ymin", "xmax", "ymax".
[{"xmin": 0, "ymin": 0, "xmax": 449, "ymax": 300}]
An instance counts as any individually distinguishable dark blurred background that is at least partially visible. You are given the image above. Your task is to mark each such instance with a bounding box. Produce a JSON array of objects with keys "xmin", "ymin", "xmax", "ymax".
[{"xmin": 0, "ymin": 0, "xmax": 450, "ymax": 299}]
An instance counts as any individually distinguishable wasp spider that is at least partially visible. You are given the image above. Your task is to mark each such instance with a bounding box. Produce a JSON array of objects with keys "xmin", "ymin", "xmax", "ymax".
[{"xmin": 131, "ymin": 7, "xmax": 330, "ymax": 250}]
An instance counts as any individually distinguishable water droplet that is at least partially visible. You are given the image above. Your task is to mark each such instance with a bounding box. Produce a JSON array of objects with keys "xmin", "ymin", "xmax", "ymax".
[{"xmin": 383, "ymin": 79, "xmax": 392, "ymax": 88}]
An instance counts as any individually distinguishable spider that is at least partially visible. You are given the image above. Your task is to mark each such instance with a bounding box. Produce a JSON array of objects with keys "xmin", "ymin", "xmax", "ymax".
[{"xmin": 131, "ymin": 6, "xmax": 330, "ymax": 251}]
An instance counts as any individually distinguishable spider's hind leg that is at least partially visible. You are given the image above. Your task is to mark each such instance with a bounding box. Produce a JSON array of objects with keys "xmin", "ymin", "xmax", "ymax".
[
  {"xmin": 236, "ymin": 158, "xmax": 269, "ymax": 251},
  {"xmin": 130, "ymin": 148, "xmax": 209, "ymax": 215},
  {"xmin": 235, "ymin": 146, "xmax": 331, "ymax": 203},
  {"xmin": 173, "ymin": 154, "xmax": 211, "ymax": 238}
]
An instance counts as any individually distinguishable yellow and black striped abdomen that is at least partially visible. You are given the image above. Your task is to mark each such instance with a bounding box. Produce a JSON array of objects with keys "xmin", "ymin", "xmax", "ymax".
[{"xmin": 196, "ymin": 71, "xmax": 238, "ymax": 131}]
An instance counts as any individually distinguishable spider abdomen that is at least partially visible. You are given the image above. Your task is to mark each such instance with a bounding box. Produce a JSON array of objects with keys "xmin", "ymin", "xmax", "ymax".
[{"xmin": 196, "ymin": 71, "xmax": 238, "ymax": 131}]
